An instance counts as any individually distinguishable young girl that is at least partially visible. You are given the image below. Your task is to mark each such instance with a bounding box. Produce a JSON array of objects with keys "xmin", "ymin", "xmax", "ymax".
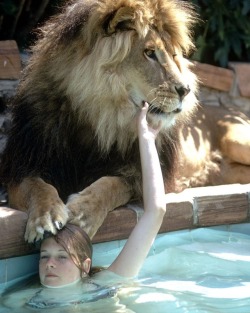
[{"xmin": 2, "ymin": 102, "xmax": 166, "ymax": 309}]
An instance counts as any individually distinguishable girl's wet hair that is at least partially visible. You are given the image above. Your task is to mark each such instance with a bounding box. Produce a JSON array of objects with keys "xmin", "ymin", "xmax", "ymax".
[{"xmin": 43, "ymin": 224, "xmax": 93, "ymax": 276}]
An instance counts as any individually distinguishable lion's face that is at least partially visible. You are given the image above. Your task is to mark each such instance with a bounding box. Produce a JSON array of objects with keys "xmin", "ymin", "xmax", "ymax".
[{"xmin": 122, "ymin": 29, "xmax": 198, "ymax": 129}]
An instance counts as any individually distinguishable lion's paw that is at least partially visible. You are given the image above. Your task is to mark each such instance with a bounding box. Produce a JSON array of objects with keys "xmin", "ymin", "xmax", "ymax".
[
  {"xmin": 25, "ymin": 204, "xmax": 69, "ymax": 243},
  {"xmin": 66, "ymin": 193, "xmax": 108, "ymax": 239}
]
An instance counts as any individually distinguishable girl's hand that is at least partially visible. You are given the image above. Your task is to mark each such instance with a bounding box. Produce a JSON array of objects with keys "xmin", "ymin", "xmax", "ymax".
[{"xmin": 137, "ymin": 102, "xmax": 161, "ymax": 140}]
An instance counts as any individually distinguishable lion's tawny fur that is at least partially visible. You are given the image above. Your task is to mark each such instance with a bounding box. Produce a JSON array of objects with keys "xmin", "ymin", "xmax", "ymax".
[{"xmin": 0, "ymin": 0, "xmax": 199, "ymax": 241}]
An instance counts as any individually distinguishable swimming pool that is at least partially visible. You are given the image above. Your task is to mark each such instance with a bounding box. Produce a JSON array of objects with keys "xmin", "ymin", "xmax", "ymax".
[{"xmin": 1, "ymin": 223, "xmax": 250, "ymax": 312}]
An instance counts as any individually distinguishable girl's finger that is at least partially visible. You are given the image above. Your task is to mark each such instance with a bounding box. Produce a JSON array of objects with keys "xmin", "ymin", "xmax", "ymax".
[
  {"xmin": 140, "ymin": 101, "xmax": 149, "ymax": 117},
  {"xmin": 137, "ymin": 101, "xmax": 148, "ymax": 122},
  {"xmin": 142, "ymin": 101, "xmax": 149, "ymax": 109}
]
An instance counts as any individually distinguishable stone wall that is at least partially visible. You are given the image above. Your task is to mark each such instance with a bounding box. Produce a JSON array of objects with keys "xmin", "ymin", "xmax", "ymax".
[{"xmin": 193, "ymin": 61, "xmax": 250, "ymax": 116}]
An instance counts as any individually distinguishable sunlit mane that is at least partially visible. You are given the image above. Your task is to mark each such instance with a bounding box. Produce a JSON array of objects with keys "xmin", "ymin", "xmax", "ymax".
[{"xmin": 20, "ymin": 0, "xmax": 197, "ymax": 155}]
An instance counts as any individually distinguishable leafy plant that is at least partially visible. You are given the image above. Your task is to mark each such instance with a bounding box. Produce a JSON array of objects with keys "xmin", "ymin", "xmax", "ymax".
[
  {"xmin": 190, "ymin": 0, "xmax": 250, "ymax": 67},
  {"xmin": 0, "ymin": 0, "xmax": 63, "ymax": 47}
]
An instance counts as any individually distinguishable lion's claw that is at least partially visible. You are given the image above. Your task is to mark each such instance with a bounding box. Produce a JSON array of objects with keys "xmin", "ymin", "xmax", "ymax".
[
  {"xmin": 25, "ymin": 205, "xmax": 69, "ymax": 243},
  {"xmin": 54, "ymin": 221, "xmax": 63, "ymax": 230}
]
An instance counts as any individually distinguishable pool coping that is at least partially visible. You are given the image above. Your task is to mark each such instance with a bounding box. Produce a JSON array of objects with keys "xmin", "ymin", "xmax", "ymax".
[{"xmin": 0, "ymin": 183, "xmax": 250, "ymax": 259}]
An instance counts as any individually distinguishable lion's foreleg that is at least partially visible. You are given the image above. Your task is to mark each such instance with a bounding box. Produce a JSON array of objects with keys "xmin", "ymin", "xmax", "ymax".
[
  {"xmin": 8, "ymin": 177, "xmax": 68, "ymax": 242},
  {"xmin": 220, "ymin": 159, "xmax": 250, "ymax": 185},
  {"xmin": 66, "ymin": 176, "xmax": 132, "ymax": 239},
  {"xmin": 220, "ymin": 123, "xmax": 250, "ymax": 165}
]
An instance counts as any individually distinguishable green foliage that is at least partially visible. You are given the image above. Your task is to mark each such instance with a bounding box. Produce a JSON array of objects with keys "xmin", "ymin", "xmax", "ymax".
[
  {"xmin": 191, "ymin": 0, "xmax": 250, "ymax": 67},
  {"xmin": 0, "ymin": 0, "xmax": 64, "ymax": 46},
  {"xmin": 0, "ymin": 0, "xmax": 18, "ymax": 16}
]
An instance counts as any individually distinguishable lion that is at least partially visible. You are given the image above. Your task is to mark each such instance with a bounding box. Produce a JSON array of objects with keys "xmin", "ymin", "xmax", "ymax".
[{"xmin": 0, "ymin": 0, "xmax": 199, "ymax": 242}]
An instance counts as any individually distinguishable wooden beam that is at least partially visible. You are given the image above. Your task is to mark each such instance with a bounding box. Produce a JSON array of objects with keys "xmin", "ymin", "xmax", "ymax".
[
  {"xmin": 192, "ymin": 61, "xmax": 234, "ymax": 92},
  {"xmin": 0, "ymin": 41, "xmax": 22, "ymax": 80}
]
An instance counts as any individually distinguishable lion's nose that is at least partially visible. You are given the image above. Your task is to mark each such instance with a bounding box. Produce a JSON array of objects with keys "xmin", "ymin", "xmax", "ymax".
[{"xmin": 175, "ymin": 85, "xmax": 190, "ymax": 101}]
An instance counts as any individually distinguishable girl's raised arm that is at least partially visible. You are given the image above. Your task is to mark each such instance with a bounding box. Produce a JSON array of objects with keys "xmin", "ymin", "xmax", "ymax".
[{"xmin": 107, "ymin": 102, "xmax": 166, "ymax": 277}]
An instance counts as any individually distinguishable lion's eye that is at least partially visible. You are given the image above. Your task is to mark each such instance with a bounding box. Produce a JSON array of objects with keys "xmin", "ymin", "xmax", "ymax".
[{"xmin": 144, "ymin": 49, "xmax": 158, "ymax": 61}]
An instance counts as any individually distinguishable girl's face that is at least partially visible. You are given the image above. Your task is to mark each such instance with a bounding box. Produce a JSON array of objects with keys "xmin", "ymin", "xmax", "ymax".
[{"xmin": 39, "ymin": 237, "xmax": 81, "ymax": 287}]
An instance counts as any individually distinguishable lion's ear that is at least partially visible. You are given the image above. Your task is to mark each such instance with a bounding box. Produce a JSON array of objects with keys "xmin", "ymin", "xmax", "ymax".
[{"xmin": 104, "ymin": 7, "xmax": 136, "ymax": 34}]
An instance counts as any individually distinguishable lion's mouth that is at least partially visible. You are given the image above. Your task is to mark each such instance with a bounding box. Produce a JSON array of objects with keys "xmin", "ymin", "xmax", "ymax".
[
  {"xmin": 130, "ymin": 97, "xmax": 182, "ymax": 115},
  {"xmin": 148, "ymin": 104, "xmax": 182, "ymax": 115}
]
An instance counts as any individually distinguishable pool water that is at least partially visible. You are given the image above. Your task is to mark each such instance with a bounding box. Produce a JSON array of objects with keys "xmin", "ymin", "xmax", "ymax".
[{"xmin": 1, "ymin": 223, "xmax": 250, "ymax": 312}]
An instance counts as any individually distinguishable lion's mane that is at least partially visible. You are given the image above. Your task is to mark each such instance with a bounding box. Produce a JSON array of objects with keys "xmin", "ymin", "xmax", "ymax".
[{"xmin": 0, "ymin": 0, "xmax": 197, "ymax": 202}]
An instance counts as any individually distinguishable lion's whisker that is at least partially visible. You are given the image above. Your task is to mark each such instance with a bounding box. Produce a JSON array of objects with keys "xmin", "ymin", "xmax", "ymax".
[
  {"xmin": 149, "ymin": 96, "xmax": 157, "ymax": 105},
  {"xmin": 146, "ymin": 89, "xmax": 158, "ymax": 101},
  {"xmin": 146, "ymin": 88, "xmax": 157, "ymax": 98},
  {"xmin": 148, "ymin": 102, "xmax": 159, "ymax": 113}
]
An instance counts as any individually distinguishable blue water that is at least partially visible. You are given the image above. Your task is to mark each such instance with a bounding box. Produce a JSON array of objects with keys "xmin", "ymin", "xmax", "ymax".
[
  {"xmin": 1, "ymin": 223, "xmax": 250, "ymax": 312},
  {"xmin": 123, "ymin": 225, "xmax": 250, "ymax": 312}
]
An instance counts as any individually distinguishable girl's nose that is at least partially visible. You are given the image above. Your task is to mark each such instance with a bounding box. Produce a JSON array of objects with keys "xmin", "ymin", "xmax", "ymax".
[{"xmin": 46, "ymin": 257, "xmax": 56, "ymax": 268}]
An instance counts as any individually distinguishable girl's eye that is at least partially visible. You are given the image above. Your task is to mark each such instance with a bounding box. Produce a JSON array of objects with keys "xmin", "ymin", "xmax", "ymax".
[
  {"xmin": 144, "ymin": 49, "xmax": 158, "ymax": 61},
  {"xmin": 58, "ymin": 255, "xmax": 67, "ymax": 259},
  {"xmin": 40, "ymin": 255, "xmax": 49, "ymax": 260}
]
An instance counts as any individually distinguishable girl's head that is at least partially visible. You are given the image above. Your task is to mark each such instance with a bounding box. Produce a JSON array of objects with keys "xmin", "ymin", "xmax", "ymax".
[{"xmin": 39, "ymin": 224, "xmax": 93, "ymax": 287}]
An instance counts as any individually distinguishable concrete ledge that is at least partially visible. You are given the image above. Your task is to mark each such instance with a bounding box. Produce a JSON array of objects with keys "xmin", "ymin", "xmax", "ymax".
[
  {"xmin": 1, "ymin": 183, "xmax": 249, "ymax": 259},
  {"xmin": 0, "ymin": 208, "xmax": 34, "ymax": 258}
]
